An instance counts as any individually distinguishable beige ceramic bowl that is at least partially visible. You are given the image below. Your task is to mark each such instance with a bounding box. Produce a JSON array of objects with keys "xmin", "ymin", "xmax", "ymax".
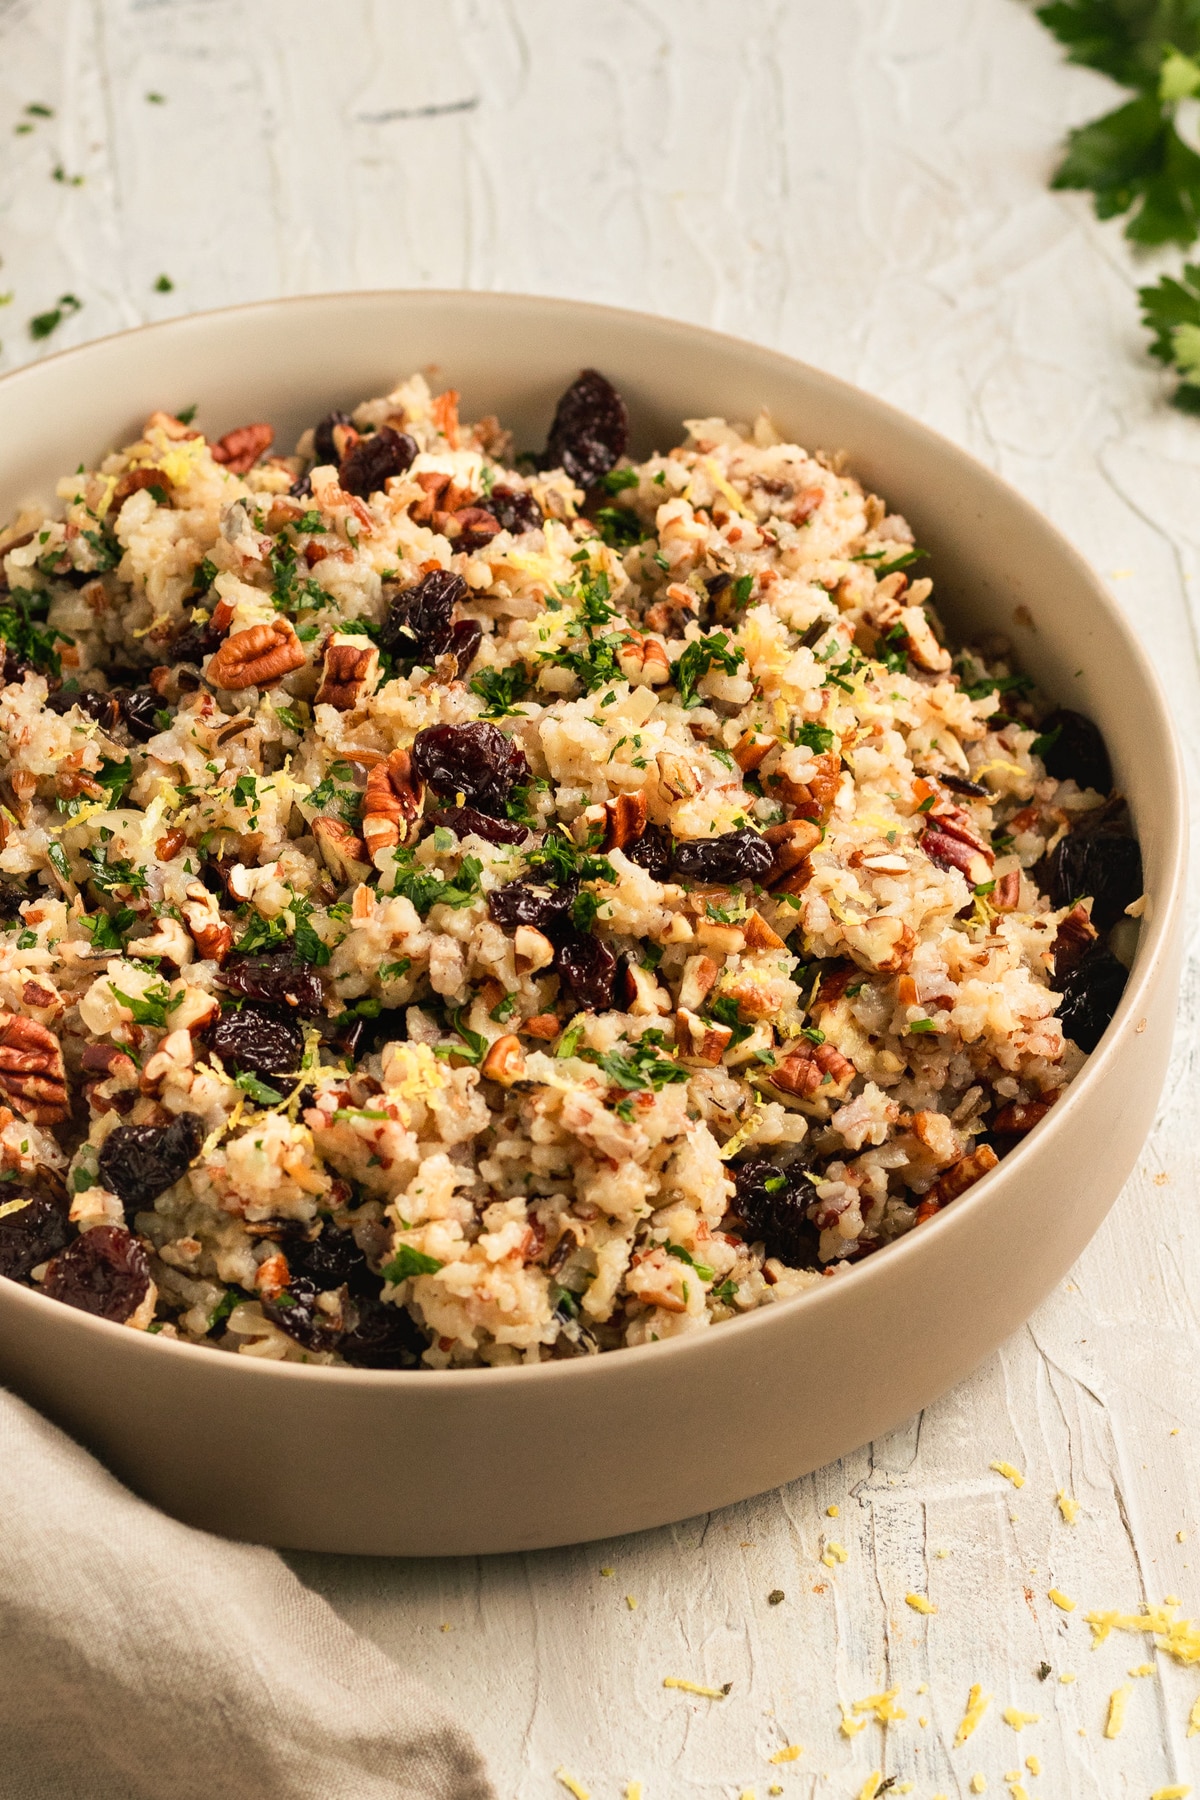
[{"xmin": 0, "ymin": 293, "xmax": 1184, "ymax": 1555}]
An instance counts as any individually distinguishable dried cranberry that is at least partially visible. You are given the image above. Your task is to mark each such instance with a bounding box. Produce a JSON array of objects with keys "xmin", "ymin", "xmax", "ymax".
[
  {"xmin": 554, "ymin": 929, "xmax": 618, "ymax": 1011},
  {"xmin": 411, "ymin": 721, "xmax": 530, "ymax": 817},
  {"xmin": 626, "ymin": 824, "xmax": 672, "ymax": 882},
  {"xmin": 98, "ymin": 1113, "xmax": 205, "ymax": 1215},
  {"xmin": 48, "ymin": 687, "xmax": 121, "ymax": 730},
  {"xmin": 263, "ymin": 1276, "xmax": 341, "ymax": 1352},
  {"xmin": 731, "ymin": 1158, "xmax": 822, "ymax": 1268},
  {"xmin": 378, "ymin": 568, "xmax": 466, "ymax": 666},
  {"xmin": 1038, "ymin": 708, "xmax": 1112, "ymax": 795},
  {"xmin": 541, "ymin": 369, "xmax": 630, "ymax": 489},
  {"xmin": 338, "ymin": 426, "xmax": 417, "ymax": 498},
  {"xmin": 1045, "ymin": 829, "xmax": 1142, "ymax": 932},
  {"xmin": 120, "ymin": 686, "xmax": 163, "ymax": 742},
  {"xmin": 339, "ymin": 1293, "xmax": 427, "ymax": 1368},
  {"xmin": 425, "ymin": 805, "xmax": 529, "ymax": 847},
  {"xmin": 208, "ymin": 1006, "xmax": 303, "ymax": 1080},
  {"xmin": 0, "ymin": 1191, "xmax": 69, "ymax": 1281},
  {"xmin": 490, "ymin": 485, "xmax": 543, "ymax": 535},
  {"xmin": 671, "ymin": 827, "xmax": 774, "ymax": 886},
  {"xmin": 448, "ymin": 616, "xmax": 483, "ymax": 676},
  {"xmin": 220, "ymin": 954, "xmax": 325, "ymax": 1016},
  {"xmin": 1057, "ymin": 948, "xmax": 1128, "ymax": 1053},
  {"xmin": 43, "ymin": 1224, "xmax": 151, "ymax": 1323},
  {"xmin": 313, "ymin": 409, "xmax": 353, "ymax": 465},
  {"xmin": 0, "ymin": 649, "xmax": 35, "ymax": 685},
  {"xmin": 488, "ymin": 880, "xmax": 576, "ymax": 934}
]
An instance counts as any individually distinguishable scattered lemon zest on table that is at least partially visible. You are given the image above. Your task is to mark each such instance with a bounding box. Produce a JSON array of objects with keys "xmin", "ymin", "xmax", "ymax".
[
  {"xmin": 1085, "ymin": 1604, "xmax": 1200, "ymax": 1665},
  {"xmin": 1130, "ymin": 1662, "xmax": 1156, "ymax": 1677},
  {"xmin": 1104, "ymin": 1684, "xmax": 1132, "ymax": 1738},
  {"xmin": 1002, "ymin": 1707, "xmax": 1040, "ymax": 1730},
  {"xmin": 839, "ymin": 1709, "xmax": 867, "ymax": 1738},
  {"xmin": 905, "ymin": 1592, "xmax": 937, "ymax": 1614},
  {"xmin": 1189, "ymin": 1695, "xmax": 1200, "ymax": 1736},
  {"xmin": 1004, "ymin": 1784, "xmax": 1029, "ymax": 1800},
  {"xmin": 625, "ymin": 1595, "xmax": 637, "ymax": 1611},
  {"xmin": 624, "ymin": 1786, "xmax": 642, "ymax": 1800},
  {"xmin": 768, "ymin": 1745, "xmax": 803, "ymax": 1764},
  {"xmin": 857, "ymin": 1775, "xmax": 884, "ymax": 1800},
  {"xmin": 555, "ymin": 1770, "xmax": 589, "ymax": 1800},
  {"xmin": 1180, "ymin": 1530, "xmax": 1188, "ymax": 1543},
  {"xmin": 918, "ymin": 1714, "xmax": 929, "ymax": 1727},
  {"xmin": 822, "ymin": 1540, "xmax": 848, "ymax": 1567},
  {"xmin": 1048, "ymin": 1588, "xmax": 1075, "ymax": 1611},
  {"xmin": 1025, "ymin": 1756, "xmax": 1041, "ymax": 1776},
  {"xmin": 1151, "ymin": 1788, "xmax": 1191, "ymax": 1799},
  {"xmin": 1056, "ymin": 1490, "xmax": 1080, "ymax": 1523},
  {"xmin": 970, "ymin": 1776, "xmax": 987, "ymax": 1794},
  {"xmin": 851, "ymin": 1687, "xmax": 907, "ymax": 1726},
  {"xmin": 990, "ymin": 1461, "xmax": 1025, "ymax": 1488},
  {"xmin": 599, "ymin": 1566, "xmax": 614, "ymax": 1577},
  {"xmin": 1059, "ymin": 1671, "xmax": 1076, "ymax": 1683},
  {"xmin": 663, "ymin": 1676, "xmax": 731, "ymax": 1699},
  {"xmin": 826, "ymin": 1504, "xmax": 840, "ymax": 1517},
  {"xmin": 955, "ymin": 1684, "xmax": 992, "ymax": 1745}
]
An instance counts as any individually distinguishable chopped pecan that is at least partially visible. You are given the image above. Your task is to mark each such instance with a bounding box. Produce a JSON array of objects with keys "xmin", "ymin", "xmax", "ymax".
[
  {"xmin": 765, "ymin": 749, "xmax": 841, "ymax": 822},
  {"xmin": 603, "ymin": 790, "xmax": 647, "ymax": 851},
  {"xmin": 210, "ymin": 422, "xmax": 274, "ymax": 475},
  {"xmin": 480, "ymin": 1034, "xmax": 526, "ymax": 1086},
  {"xmin": 314, "ymin": 637, "xmax": 378, "ymax": 711},
  {"xmin": 732, "ymin": 729, "xmax": 775, "ymax": 772},
  {"xmin": 430, "ymin": 388, "xmax": 460, "ymax": 448},
  {"xmin": 676, "ymin": 954, "xmax": 720, "ymax": 1013},
  {"xmin": 519, "ymin": 1013, "xmax": 561, "ymax": 1040},
  {"xmin": 513, "ymin": 926, "xmax": 555, "ymax": 974},
  {"xmin": 918, "ymin": 1143, "xmax": 999, "ymax": 1219},
  {"xmin": 675, "ymin": 1006, "xmax": 733, "ymax": 1066},
  {"xmin": 114, "ymin": 466, "xmax": 173, "ymax": 509},
  {"xmin": 616, "ymin": 633, "xmax": 671, "ymax": 687},
  {"xmin": 991, "ymin": 1097, "xmax": 1057, "ymax": 1135},
  {"xmin": 0, "ymin": 1013, "xmax": 69, "ymax": 1124},
  {"xmin": 654, "ymin": 751, "xmax": 698, "ymax": 802},
  {"xmin": 451, "ymin": 507, "xmax": 502, "ymax": 552},
  {"xmin": 312, "ymin": 816, "xmax": 372, "ymax": 885},
  {"xmin": 361, "ymin": 748, "xmax": 424, "ymax": 858},
  {"xmin": 770, "ymin": 1037, "xmax": 855, "ymax": 1103},
  {"xmin": 645, "ymin": 583, "xmax": 699, "ymax": 636},
  {"xmin": 156, "ymin": 828, "xmax": 187, "ymax": 862},
  {"xmin": 993, "ymin": 869, "xmax": 1021, "ymax": 912},
  {"xmin": 922, "ymin": 828, "xmax": 991, "ymax": 886},
  {"xmin": 181, "ymin": 882, "xmax": 234, "ymax": 966},
  {"xmin": 742, "ymin": 909, "xmax": 785, "ymax": 950},
  {"xmin": 1052, "ymin": 901, "xmax": 1097, "ymax": 978},
  {"xmin": 623, "ymin": 963, "xmax": 671, "ymax": 1015},
  {"xmin": 207, "ymin": 621, "xmax": 306, "ymax": 690},
  {"xmin": 409, "ymin": 471, "xmax": 452, "ymax": 525},
  {"xmin": 764, "ymin": 818, "xmax": 823, "ymax": 874},
  {"xmin": 144, "ymin": 410, "xmax": 200, "ymax": 442}
]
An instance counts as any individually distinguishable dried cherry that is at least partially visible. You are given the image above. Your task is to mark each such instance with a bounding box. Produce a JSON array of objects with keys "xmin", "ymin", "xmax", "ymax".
[
  {"xmin": 208, "ymin": 1005, "xmax": 303, "ymax": 1080},
  {"xmin": 488, "ymin": 880, "xmax": 576, "ymax": 934},
  {"xmin": 449, "ymin": 616, "xmax": 483, "ymax": 676},
  {"xmin": 1038, "ymin": 708, "xmax": 1112, "ymax": 795},
  {"xmin": 98, "ymin": 1112, "xmax": 205, "ymax": 1215},
  {"xmin": 1045, "ymin": 829, "xmax": 1141, "ymax": 932},
  {"xmin": 489, "ymin": 485, "xmax": 543, "ymax": 535},
  {"xmin": 0, "ymin": 880, "xmax": 30, "ymax": 923},
  {"xmin": 378, "ymin": 569, "xmax": 466, "ymax": 667},
  {"xmin": 0, "ymin": 1191, "xmax": 69, "ymax": 1281},
  {"xmin": 171, "ymin": 619, "xmax": 223, "ymax": 666},
  {"xmin": 287, "ymin": 1223, "xmax": 373, "ymax": 1293},
  {"xmin": 541, "ymin": 369, "xmax": 630, "ymax": 489},
  {"xmin": 220, "ymin": 953, "xmax": 325, "ymax": 1016},
  {"xmin": 731, "ymin": 1157, "xmax": 821, "ymax": 1268},
  {"xmin": 48, "ymin": 687, "xmax": 121, "ymax": 730},
  {"xmin": 671, "ymin": 827, "xmax": 774, "ymax": 886},
  {"xmin": 313, "ymin": 409, "xmax": 353, "ymax": 464},
  {"xmin": 120, "ymin": 686, "xmax": 163, "ymax": 742},
  {"xmin": 626, "ymin": 823, "xmax": 672, "ymax": 882},
  {"xmin": 1056, "ymin": 948, "xmax": 1128, "ymax": 1053},
  {"xmin": 425, "ymin": 805, "xmax": 529, "ymax": 847},
  {"xmin": 339, "ymin": 1293, "xmax": 427, "ymax": 1368},
  {"xmin": 338, "ymin": 426, "xmax": 417, "ymax": 498},
  {"xmin": 411, "ymin": 721, "xmax": 530, "ymax": 817},
  {"xmin": 554, "ymin": 929, "xmax": 618, "ymax": 1012},
  {"xmin": 263, "ymin": 1276, "xmax": 341, "ymax": 1352},
  {"xmin": 43, "ymin": 1223, "xmax": 151, "ymax": 1323}
]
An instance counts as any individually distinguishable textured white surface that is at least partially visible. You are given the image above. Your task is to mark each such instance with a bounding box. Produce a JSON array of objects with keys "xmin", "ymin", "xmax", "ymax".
[{"xmin": 3, "ymin": 1, "xmax": 1200, "ymax": 1794}]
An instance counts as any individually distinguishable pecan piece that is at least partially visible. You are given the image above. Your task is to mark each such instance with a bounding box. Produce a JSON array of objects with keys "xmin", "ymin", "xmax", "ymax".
[
  {"xmin": 732, "ymin": 729, "xmax": 775, "ymax": 773},
  {"xmin": 602, "ymin": 790, "xmax": 647, "ymax": 851},
  {"xmin": 210, "ymin": 422, "xmax": 274, "ymax": 475},
  {"xmin": 362, "ymin": 749, "xmax": 424, "ymax": 858},
  {"xmin": 991, "ymin": 1097, "xmax": 1057, "ymax": 1135},
  {"xmin": 144, "ymin": 410, "xmax": 200, "ymax": 442},
  {"xmin": 916, "ymin": 1143, "xmax": 999, "ymax": 1221},
  {"xmin": 0, "ymin": 1013, "xmax": 69, "ymax": 1123},
  {"xmin": 519, "ymin": 1013, "xmax": 561, "ymax": 1040},
  {"xmin": 114, "ymin": 466, "xmax": 173, "ymax": 509},
  {"xmin": 765, "ymin": 749, "xmax": 841, "ymax": 823},
  {"xmin": 207, "ymin": 621, "xmax": 306, "ymax": 691},
  {"xmin": 181, "ymin": 882, "xmax": 234, "ymax": 966},
  {"xmin": 675, "ymin": 1007, "xmax": 733, "ymax": 1066},
  {"xmin": 1052, "ymin": 901, "xmax": 1097, "ymax": 978},
  {"xmin": 764, "ymin": 818, "xmax": 823, "ymax": 874},
  {"xmin": 480, "ymin": 1034, "xmax": 526, "ymax": 1086},
  {"xmin": 922, "ymin": 828, "xmax": 991, "ymax": 886},
  {"xmin": 616, "ymin": 633, "xmax": 671, "ymax": 687},
  {"xmin": 312, "ymin": 816, "xmax": 373, "ymax": 884},
  {"xmin": 992, "ymin": 868, "xmax": 1021, "ymax": 912},
  {"xmin": 451, "ymin": 507, "xmax": 502, "ymax": 552},
  {"xmin": 314, "ymin": 636, "xmax": 379, "ymax": 711},
  {"xmin": 769, "ymin": 1037, "xmax": 855, "ymax": 1103}
]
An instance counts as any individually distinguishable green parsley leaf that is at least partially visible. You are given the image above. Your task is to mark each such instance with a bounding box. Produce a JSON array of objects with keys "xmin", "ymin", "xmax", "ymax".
[
  {"xmin": 109, "ymin": 980, "xmax": 179, "ymax": 1028},
  {"xmin": 593, "ymin": 505, "xmax": 646, "ymax": 549},
  {"xmin": 380, "ymin": 957, "xmax": 412, "ymax": 982},
  {"xmin": 470, "ymin": 663, "xmax": 531, "ymax": 717},
  {"xmin": 234, "ymin": 1071, "xmax": 284, "ymax": 1105},
  {"xmin": 383, "ymin": 1243, "xmax": 445, "ymax": 1282},
  {"xmin": 29, "ymin": 292, "xmax": 82, "ymax": 340},
  {"xmin": 670, "ymin": 631, "xmax": 745, "ymax": 708},
  {"xmin": 598, "ymin": 467, "xmax": 639, "ymax": 493}
]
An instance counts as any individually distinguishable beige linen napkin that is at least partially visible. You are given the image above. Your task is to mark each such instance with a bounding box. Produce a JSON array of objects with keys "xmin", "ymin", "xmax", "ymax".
[{"xmin": 0, "ymin": 1390, "xmax": 495, "ymax": 1800}]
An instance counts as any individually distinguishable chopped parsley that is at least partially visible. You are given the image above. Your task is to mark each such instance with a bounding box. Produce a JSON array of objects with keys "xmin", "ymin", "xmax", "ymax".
[
  {"xmin": 109, "ymin": 980, "xmax": 180, "ymax": 1028},
  {"xmin": 29, "ymin": 292, "xmax": 82, "ymax": 340},
  {"xmin": 670, "ymin": 631, "xmax": 745, "ymax": 708},
  {"xmin": 470, "ymin": 663, "xmax": 531, "ymax": 717},
  {"xmin": 384, "ymin": 1243, "xmax": 445, "ymax": 1281}
]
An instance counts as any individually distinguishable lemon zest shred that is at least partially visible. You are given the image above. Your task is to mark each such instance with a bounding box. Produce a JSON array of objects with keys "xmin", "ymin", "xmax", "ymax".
[
  {"xmin": 1056, "ymin": 1489, "xmax": 1080, "ymax": 1523},
  {"xmin": 768, "ymin": 1744, "xmax": 802, "ymax": 1764},
  {"xmin": 990, "ymin": 1460, "xmax": 1025, "ymax": 1489},
  {"xmin": 954, "ymin": 1683, "xmax": 992, "ymax": 1745},
  {"xmin": 1048, "ymin": 1588, "xmax": 1075, "ymax": 1611},
  {"xmin": 906, "ymin": 1592, "xmax": 937, "ymax": 1614},
  {"xmin": 1104, "ymin": 1684, "xmax": 1132, "ymax": 1738},
  {"xmin": 554, "ymin": 1771, "xmax": 590, "ymax": 1800},
  {"xmin": 662, "ymin": 1676, "xmax": 730, "ymax": 1699},
  {"xmin": 1001, "ymin": 1707, "xmax": 1039, "ymax": 1730}
]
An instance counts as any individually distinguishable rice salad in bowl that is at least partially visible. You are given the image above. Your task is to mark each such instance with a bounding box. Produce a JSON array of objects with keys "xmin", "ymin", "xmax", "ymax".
[{"xmin": 0, "ymin": 366, "xmax": 1142, "ymax": 1370}]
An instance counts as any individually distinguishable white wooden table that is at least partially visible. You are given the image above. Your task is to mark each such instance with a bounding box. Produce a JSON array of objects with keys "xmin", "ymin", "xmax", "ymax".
[{"xmin": 4, "ymin": 3, "xmax": 1200, "ymax": 1794}]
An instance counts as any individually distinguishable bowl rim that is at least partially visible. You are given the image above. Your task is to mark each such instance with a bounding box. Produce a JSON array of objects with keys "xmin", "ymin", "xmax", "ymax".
[{"xmin": 0, "ymin": 287, "xmax": 1186, "ymax": 1391}]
